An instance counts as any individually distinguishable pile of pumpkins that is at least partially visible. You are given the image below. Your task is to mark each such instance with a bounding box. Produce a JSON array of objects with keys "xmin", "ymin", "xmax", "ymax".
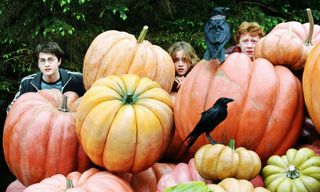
[{"xmin": 3, "ymin": 9, "xmax": 320, "ymax": 192}]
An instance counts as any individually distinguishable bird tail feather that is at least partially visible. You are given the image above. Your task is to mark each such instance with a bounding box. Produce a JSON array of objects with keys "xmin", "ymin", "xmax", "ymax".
[{"xmin": 185, "ymin": 135, "xmax": 197, "ymax": 149}]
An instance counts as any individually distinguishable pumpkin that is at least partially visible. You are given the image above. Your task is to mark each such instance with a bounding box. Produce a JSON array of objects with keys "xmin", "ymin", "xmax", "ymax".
[
  {"xmin": 194, "ymin": 140, "xmax": 261, "ymax": 180},
  {"xmin": 160, "ymin": 91, "xmax": 194, "ymax": 163},
  {"xmin": 262, "ymin": 147, "xmax": 320, "ymax": 192},
  {"xmin": 76, "ymin": 74, "xmax": 174, "ymax": 173},
  {"xmin": 118, "ymin": 162, "xmax": 176, "ymax": 192},
  {"xmin": 303, "ymin": 43, "xmax": 320, "ymax": 134},
  {"xmin": 209, "ymin": 178, "xmax": 270, "ymax": 192},
  {"xmin": 174, "ymin": 53, "xmax": 304, "ymax": 163},
  {"xmin": 3, "ymin": 89, "xmax": 92, "ymax": 186},
  {"xmin": 5, "ymin": 180, "xmax": 25, "ymax": 192},
  {"xmin": 157, "ymin": 158, "xmax": 212, "ymax": 192},
  {"xmin": 250, "ymin": 175, "xmax": 265, "ymax": 188},
  {"xmin": 298, "ymin": 141, "xmax": 320, "ymax": 156},
  {"xmin": 164, "ymin": 181, "xmax": 212, "ymax": 192},
  {"xmin": 163, "ymin": 179, "xmax": 270, "ymax": 192},
  {"xmin": 23, "ymin": 168, "xmax": 133, "ymax": 192},
  {"xmin": 83, "ymin": 26, "xmax": 175, "ymax": 92},
  {"xmin": 254, "ymin": 9, "xmax": 320, "ymax": 70}
]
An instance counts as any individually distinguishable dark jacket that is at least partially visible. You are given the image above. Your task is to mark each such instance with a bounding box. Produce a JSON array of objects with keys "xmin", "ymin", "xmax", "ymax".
[{"xmin": 7, "ymin": 68, "xmax": 86, "ymax": 112}]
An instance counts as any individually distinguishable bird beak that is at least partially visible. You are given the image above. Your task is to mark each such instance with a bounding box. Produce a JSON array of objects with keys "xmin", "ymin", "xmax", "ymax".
[{"xmin": 226, "ymin": 98, "xmax": 234, "ymax": 103}]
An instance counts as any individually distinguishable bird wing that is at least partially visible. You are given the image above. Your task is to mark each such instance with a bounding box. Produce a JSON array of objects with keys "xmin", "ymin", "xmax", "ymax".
[{"xmin": 184, "ymin": 107, "xmax": 220, "ymax": 148}]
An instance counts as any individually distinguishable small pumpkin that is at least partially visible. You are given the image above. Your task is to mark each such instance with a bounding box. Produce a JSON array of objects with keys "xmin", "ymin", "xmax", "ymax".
[
  {"xmin": 5, "ymin": 179, "xmax": 26, "ymax": 192},
  {"xmin": 118, "ymin": 162, "xmax": 176, "ymax": 192},
  {"xmin": 23, "ymin": 168, "xmax": 133, "ymax": 192},
  {"xmin": 83, "ymin": 26, "xmax": 175, "ymax": 92},
  {"xmin": 76, "ymin": 74, "xmax": 174, "ymax": 173},
  {"xmin": 164, "ymin": 181, "xmax": 212, "ymax": 192},
  {"xmin": 3, "ymin": 89, "xmax": 92, "ymax": 186},
  {"xmin": 262, "ymin": 147, "xmax": 320, "ymax": 192},
  {"xmin": 163, "ymin": 179, "xmax": 270, "ymax": 192},
  {"xmin": 194, "ymin": 139, "xmax": 261, "ymax": 181},
  {"xmin": 209, "ymin": 178, "xmax": 270, "ymax": 192},
  {"xmin": 254, "ymin": 9, "xmax": 320, "ymax": 70},
  {"xmin": 157, "ymin": 158, "xmax": 212, "ymax": 192}
]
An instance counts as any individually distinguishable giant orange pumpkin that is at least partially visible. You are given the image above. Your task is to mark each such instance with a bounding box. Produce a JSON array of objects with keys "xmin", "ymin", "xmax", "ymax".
[
  {"xmin": 76, "ymin": 74, "xmax": 174, "ymax": 173},
  {"xmin": 83, "ymin": 26, "xmax": 175, "ymax": 92},
  {"xmin": 254, "ymin": 9, "xmax": 320, "ymax": 70},
  {"xmin": 3, "ymin": 89, "xmax": 92, "ymax": 186},
  {"xmin": 303, "ymin": 43, "xmax": 320, "ymax": 134},
  {"xmin": 174, "ymin": 53, "xmax": 304, "ymax": 163}
]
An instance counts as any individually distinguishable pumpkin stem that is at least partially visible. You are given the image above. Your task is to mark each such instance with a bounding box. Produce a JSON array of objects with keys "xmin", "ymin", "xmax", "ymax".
[
  {"xmin": 228, "ymin": 139, "xmax": 235, "ymax": 150},
  {"xmin": 125, "ymin": 94, "xmax": 135, "ymax": 104},
  {"xmin": 305, "ymin": 8, "xmax": 314, "ymax": 46},
  {"xmin": 286, "ymin": 165, "xmax": 300, "ymax": 179},
  {"xmin": 137, "ymin": 25, "xmax": 149, "ymax": 43},
  {"xmin": 65, "ymin": 179, "xmax": 74, "ymax": 191},
  {"xmin": 59, "ymin": 95, "xmax": 70, "ymax": 112}
]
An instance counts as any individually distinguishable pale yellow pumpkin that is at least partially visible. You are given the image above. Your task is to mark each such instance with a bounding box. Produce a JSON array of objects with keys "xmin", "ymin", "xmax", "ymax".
[{"xmin": 194, "ymin": 140, "xmax": 261, "ymax": 180}]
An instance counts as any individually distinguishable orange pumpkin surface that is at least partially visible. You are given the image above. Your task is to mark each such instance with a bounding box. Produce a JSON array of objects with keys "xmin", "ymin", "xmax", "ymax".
[
  {"xmin": 23, "ymin": 168, "xmax": 133, "ymax": 192},
  {"xmin": 254, "ymin": 13, "xmax": 320, "ymax": 70},
  {"xmin": 3, "ymin": 89, "xmax": 92, "ymax": 186},
  {"xmin": 76, "ymin": 74, "xmax": 174, "ymax": 173},
  {"xmin": 303, "ymin": 43, "xmax": 320, "ymax": 134},
  {"xmin": 83, "ymin": 26, "xmax": 175, "ymax": 92},
  {"xmin": 174, "ymin": 53, "xmax": 304, "ymax": 163}
]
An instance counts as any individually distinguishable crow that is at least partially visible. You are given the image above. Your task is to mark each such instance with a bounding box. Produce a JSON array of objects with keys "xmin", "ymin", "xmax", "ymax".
[
  {"xmin": 184, "ymin": 97, "xmax": 234, "ymax": 149},
  {"xmin": 203, "ymin": 7, "xmax": 230, "ymax": 63}
]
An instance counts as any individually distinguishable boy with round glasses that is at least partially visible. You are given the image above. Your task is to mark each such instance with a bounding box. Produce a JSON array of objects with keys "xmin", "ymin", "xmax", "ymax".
[{"xmin": 7, "ymin": 41, "xmax": 85, "ymax": 112}]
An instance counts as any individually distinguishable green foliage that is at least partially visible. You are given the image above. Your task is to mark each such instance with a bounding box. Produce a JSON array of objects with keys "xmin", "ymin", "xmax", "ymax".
[{"xmin": 1, "ymin": 0, "xmax": 319, "ymax": 109}]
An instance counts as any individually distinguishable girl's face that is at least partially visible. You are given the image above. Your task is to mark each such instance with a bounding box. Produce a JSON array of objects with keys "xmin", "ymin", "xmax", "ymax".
[
  {"xmin": 238, "ymin": 33, "xmax": 260, "ymax": 59},
  {"xmin": 173, "ymin": 50, "xmax": 191, "ymax": 76}
]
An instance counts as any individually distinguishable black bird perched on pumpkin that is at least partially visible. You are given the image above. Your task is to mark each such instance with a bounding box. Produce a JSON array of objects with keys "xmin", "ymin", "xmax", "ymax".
[
  {"xmin": 184, "ymin": 97, "xmax": 234, "ymax": 149},
  {"xmin": 203, "ymin": 7, "xmax": 230, "ymax": 63}
]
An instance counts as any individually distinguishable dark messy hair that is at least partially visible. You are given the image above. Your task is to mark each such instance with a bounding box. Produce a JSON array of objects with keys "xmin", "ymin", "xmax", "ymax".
[{"xmin": 35, "ymin": 41, "xmax": 64, "ymax": 60}]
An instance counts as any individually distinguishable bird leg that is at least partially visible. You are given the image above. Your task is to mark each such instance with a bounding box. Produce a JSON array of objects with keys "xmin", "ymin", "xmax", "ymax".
[{"xmin": 206, "ymin": 132, "xmax": 217, "ymax": 144}]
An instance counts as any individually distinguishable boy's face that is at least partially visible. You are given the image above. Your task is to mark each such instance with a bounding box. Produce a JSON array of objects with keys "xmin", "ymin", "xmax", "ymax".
[
  {"xmin": 38, "ymin": 52, "xmax": 61, "ymax": 79},
  {"xmin": 238, "ymin": 33, "xmax": 260, "ymax": 59}
]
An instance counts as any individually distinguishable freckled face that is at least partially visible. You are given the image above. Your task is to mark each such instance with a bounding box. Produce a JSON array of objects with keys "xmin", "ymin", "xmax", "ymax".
[
  {"xmin": 238, "ymin": 34, "xmax": 260, "ymax": 59},
  {"xmin": 173, "ymin": 50, "xmax": 191, "ymax": 76}
]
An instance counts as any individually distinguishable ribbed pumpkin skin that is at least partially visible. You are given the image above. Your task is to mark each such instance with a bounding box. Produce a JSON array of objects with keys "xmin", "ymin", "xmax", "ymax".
[
  {"xmin": 303, "ymin": 43, "xmax": 320, "ymax": 134},
  {"xmin": 83, "ymin": 29, "xmax": 175, "ymax": 92},
  {"xmin": 76, "ymin": 74, "xmax": 174, "ymax": 173},
  {"xmin": 3, "ymin": 90, "xmax": 91, "ymax": 186},
  {"xmin": 118, "ymin": 162, "xmax": 176, "ymax": 192},
  {"xmin": 270, "ymin": 22, "xmax": 320, "ymax": 44},
  {"xmin": 254, "ymin": 22, "xmax": 320, "ymax": 70},
  {"xmin": 208, "ymin": 178, "xmax": 270, "ymax": 192},
  {"xmin": 157, "ymin": 158, "xmax": 212, "ymax": 192},
  {"xmin": 174, "ymin": 53, "xmax": 304, "ymax": 163},
  {"xmin": 262, "ymin": 148, "xmax": 320, "ymax": 192},
  {"xmin": 24, "ymin": 168, "xmax": 133, "ymax": 192},
  {"xmin": 194, "ymin": 143, "xmax": 261, "ymax": 181}
]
